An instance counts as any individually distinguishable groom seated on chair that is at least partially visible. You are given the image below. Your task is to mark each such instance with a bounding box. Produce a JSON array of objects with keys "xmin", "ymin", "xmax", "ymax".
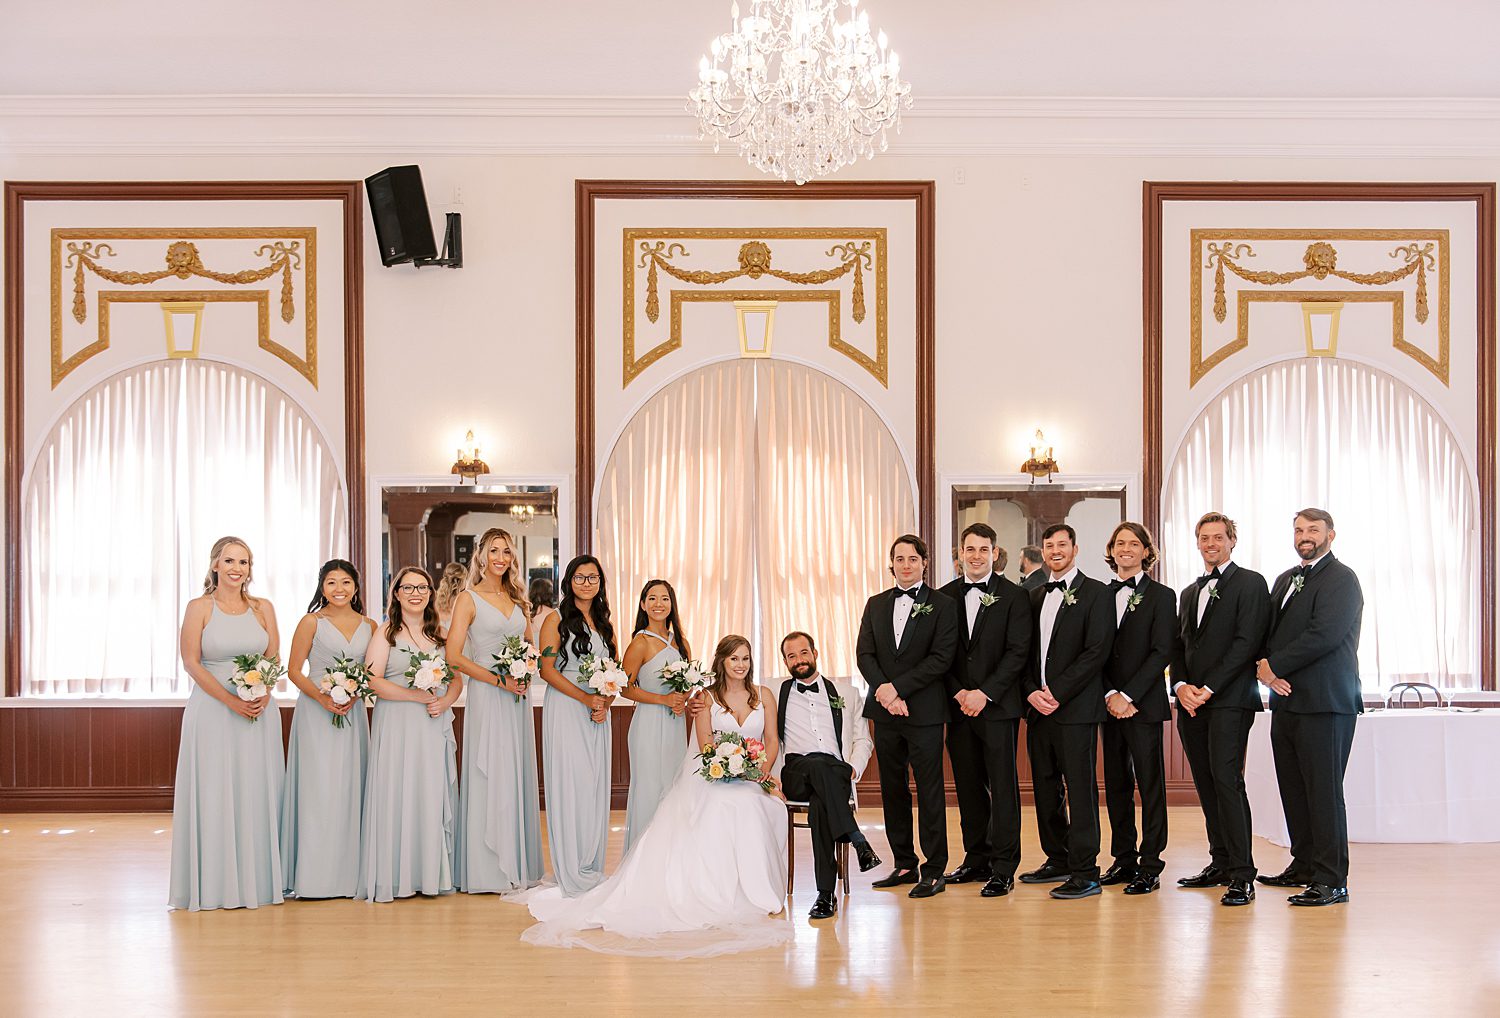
[{"xmin": 775, "ymin": 631, "xmax": 881, "ymax": 921}]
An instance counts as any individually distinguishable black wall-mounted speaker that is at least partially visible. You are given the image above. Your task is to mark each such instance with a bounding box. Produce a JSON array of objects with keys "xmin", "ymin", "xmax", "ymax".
[{"xmin": 365, "ymin": 165, "xmax": 438, "ymax": 266}]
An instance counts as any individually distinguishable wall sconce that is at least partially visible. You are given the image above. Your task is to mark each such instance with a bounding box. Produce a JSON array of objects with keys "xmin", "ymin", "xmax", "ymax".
[
  {"xmin": 450, "ymin": 430, "xmax": 489, "ymax": 483},
  {"xmin": 1020, "ymin": 429, "xmax": 1059, "ymax": 484},
  {"xmin": 509, "ymin": 504, "xmax": 536, "ymax": 527},
  {"xmin": 161, "ymin": 301, "xmax": 205, "ymax": 359},
  {"xmin": 1301, "ymin": 301, "xmax": 1343, "ymax": 357},
  {"xmin": 735, "ymin": 300, "xmax": 777, "ymax": 358}
]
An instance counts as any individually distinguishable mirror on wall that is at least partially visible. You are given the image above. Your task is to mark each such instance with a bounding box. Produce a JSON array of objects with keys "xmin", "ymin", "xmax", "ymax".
[{"xmin": 950, "ymin": 481, "xmax": 1128, "ymax": 584}]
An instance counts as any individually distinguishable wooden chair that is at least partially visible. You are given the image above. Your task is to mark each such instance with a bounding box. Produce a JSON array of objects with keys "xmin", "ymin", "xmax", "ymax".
[{"xmin": 785, "ymin": 798, "xmax": 853, "ymax": 899}]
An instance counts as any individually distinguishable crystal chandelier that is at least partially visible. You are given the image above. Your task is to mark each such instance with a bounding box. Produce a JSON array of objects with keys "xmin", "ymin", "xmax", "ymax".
[{"xmin": 690, "ymin": 0, "xmax": 913, "ymax": 185}]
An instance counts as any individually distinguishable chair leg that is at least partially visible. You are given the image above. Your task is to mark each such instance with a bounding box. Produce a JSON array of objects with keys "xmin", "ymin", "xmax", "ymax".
[
  {"xmin": 786, "ymin": 822, "xmax": 796, "ymax": 898},
  {"xmin": 838, "ymin": 841, "xmax": 850, "ymax": 896}
]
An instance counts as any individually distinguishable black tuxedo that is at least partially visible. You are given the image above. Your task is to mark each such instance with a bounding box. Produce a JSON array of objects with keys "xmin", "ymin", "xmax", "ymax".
[
  {"xmin": 1023, "ymin": 571, "xmax": 1115, "ymax": 880},
  {"xmin": 1265, "ymin": 554, "xmax": 1364, "ymax": 886},
  {"xmin": 1100, "ymin": 574, "xmax": 1176, "ymax": 876},
  {"xmin": 856, "ymin": 583, "xmax": 960, "ymax": 880},
  {"xmin": 1172, "ymin": 561, "xmax": 1271, "ymax": 881},
  {"xmin": 1021, "ymin": 567, "xmax": 1047, "ymax": 591},
  {"xmin": 938, "ymin": 573, "xmax": 1033, "ymax": 879}
]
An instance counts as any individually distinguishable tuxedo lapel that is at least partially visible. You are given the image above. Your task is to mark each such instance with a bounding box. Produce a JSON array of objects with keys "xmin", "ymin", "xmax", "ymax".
[
  {"xmin": 825, "ymin": 681, "xmax": 845, "ymax": 750},
  {"xmin": 777, "ymin": 679, "xmax": 792, "ymax": 743},
  {"xmin": 969, "ymin": 574, "xmax": 1002, "ymax": 640},
  {"xmin": 1198, "ymin": 562, "xmax": 1236, "ymax": 630},
  {"xmin": 876, "ymin": 589, "xmax": 900, "ymax": 659},
  {"xmin": 1115, "ymin": 575, "xmax": 1144, "ymax": 631},
  {"xmin": 895, "ymin": 586, "xmax": 929, "ymax": 654}
]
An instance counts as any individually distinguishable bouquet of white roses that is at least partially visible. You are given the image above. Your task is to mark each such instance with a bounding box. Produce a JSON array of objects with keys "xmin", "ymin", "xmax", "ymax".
[
  {"xmin": 696, "ymin": 731, "xmax": 775, "ymax": 793},
  {"xmin": 319, "ymin": 652, "xmax": 375, "ymax": 729},
  {"xmin": 659, "ymin": 658, "xmax": 712, "ymax": 697},
  {"xmin": 492, "ymin": 635, "xmax": 540, "ymax": 693},
  {"xmin": 579, "ymin": 654, "xmax": 629, "ymax": 699},
  {"xmin": 230, "ymin": 653, "xmax": 286, "ymax": 723},
  {"xmin": 404, "ymin": 649, "xmax": 452, "ymax": 695}
]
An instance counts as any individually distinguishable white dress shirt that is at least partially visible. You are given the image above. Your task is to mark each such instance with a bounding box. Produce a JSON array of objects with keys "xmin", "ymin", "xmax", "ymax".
[
  {"xmin": 1280, "ymin": 551, "xmax": 1330, "ymax": 607},
  {"xmin": 781, "ymin": 675, "xmax": 843, "ymax": 760},
  {"xmin": 892, "ymin": 584, "xmax": 923, "ymax": 645},
  {"xmin": 1038, "ymin": 567, "xmax": 1078, "ymax": 687},
  {"xmin": 961, "ymin": 572, "xmax": 993, "ymax": 634},
  {"xmin": 1106, "ymin": 571, "xmax": 1145, "ymax": 702}
]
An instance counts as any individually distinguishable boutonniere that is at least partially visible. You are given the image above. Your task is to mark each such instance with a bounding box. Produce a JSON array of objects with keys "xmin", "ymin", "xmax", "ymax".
[
  {"xmin": 1126, "ymin": 591, "xmax": 1144, "ymax": 613},
  {"xmin": 829, "ymin": 694, "xmax": 846, "ymax": 710},
  {"xmin": 978, "ymin": 592, "xmax": 998, "ymax": 607},
  {"xmin": 1290, "ymin": 574, "xmax": 1306, "ymax": 595},
  {"xmin": 1061, "ymin": 588, "xmax": 1078, "ymax": 607},
  {"xmin": 911, "ymin": 602, "xmax": 934, "ymax": 617},
  {"xmin": 1207, "ymin": 586, "xmax": 1222, "ymax": 601}
]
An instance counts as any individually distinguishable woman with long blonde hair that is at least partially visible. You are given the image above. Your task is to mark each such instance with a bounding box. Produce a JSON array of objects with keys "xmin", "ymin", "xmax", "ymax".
[
  {"xmin": 445, "ymin": 528, "xmax": 544, "ymax": 893},
  {"xmin": 434, "ymin": 562, "xmax": 468, "ymax": 638},
  {"xmin": 169, "ymin": 535, "xmax": 285, "ymax": 911}
]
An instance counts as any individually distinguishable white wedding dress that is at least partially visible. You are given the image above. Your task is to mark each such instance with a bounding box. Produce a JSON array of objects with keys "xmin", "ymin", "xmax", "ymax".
[{"xmin": 520, "ymin": 700, "xmax": 792, "ymax": 957}]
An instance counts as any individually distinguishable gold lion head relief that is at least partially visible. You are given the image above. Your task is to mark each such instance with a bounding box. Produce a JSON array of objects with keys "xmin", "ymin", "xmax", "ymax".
[
  {"xmin": 1303, "ymin": 242, "xmax": 1338, "ymax": 279},
  {"xmin": 738, "ymin": 241, "xmax": 772, "ymax": 277},
  {"xmin": 165, "ymin": 241, "xmax": 202, "ymax": 278}
]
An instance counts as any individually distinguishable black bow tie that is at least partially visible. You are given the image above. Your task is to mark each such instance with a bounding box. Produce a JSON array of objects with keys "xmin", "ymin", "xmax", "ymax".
[
  {"xmin": 963, "ymin": 580, "xmax": 988, "ymax": 593},
  {"xmin": 1296, "ymin": 563, "xmax": 1313, "ymax": 577},
  {"xmin": 896, "ymin": 587, "xmax": 919, "ymax": 600},
  {"xmin": 796, "ymin": 681, "xmax": 820, "ymax": 695},
  {"xmin": 1044, "ymin": 580, "xmax": 1068, "ymax": 592},
  {"xmin": 1110, "ymin": 576, "xmax": 1138, "ymax": 591},
  {"xmin": 1195, "ymin": 568, "xmax": 1223, "ymax": 588}
]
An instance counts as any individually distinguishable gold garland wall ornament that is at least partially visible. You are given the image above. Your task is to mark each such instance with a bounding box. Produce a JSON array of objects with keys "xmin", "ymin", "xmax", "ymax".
[
  {"xmin": 639, "ymin": 239, "xmax": 870, "ymax": 326},
  {"xmin": 1206, "ymin": 240, "xmax": 1433, "ymax": 325},
  {"xmin": 65, "ymin": 240, "xmax": 303, "ymax": 326}
]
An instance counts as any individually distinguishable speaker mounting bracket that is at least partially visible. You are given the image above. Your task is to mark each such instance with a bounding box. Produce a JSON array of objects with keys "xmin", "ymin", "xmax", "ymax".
[{"xmin": 414, "ymin": 212, "xmax": 463, "ymax": 269}]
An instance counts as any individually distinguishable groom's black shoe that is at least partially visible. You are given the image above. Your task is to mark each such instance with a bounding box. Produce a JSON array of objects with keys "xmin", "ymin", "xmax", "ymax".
[
  {"xmin": 980, "ymin": 876, "xmax": 1014, "ymax": 898},
  {"xmin": 808, "ymin": 893, "xmax": 838, "ymax": 920},
  {"xmin": 871, "ymin": 868, "xmax": 919, "ymax": 888},
  {"xmin": 855, "ymin": 843, "xmax": 883, "ymax": 873},
  {"xmin": 1019, "ymin": 861, "xmax": 1069, "ymax": 884},
  {"xmin": 908, "ymin": 876, "xmax": 945, "ymax": 899},
  {"xmin": 1177, "ymin": 865, "xmax": 1230, "ymax": 888},
  {"xmin": 1049, "ymin": 876, "xmax": 1102, "ymax": 900},
  {"xmin": 1257, "ymin": 866, "xmax": 1313, "ymax": 888},
  {"xmin": 943, "ymin": 863, "xmax": 990, "ymax": 885}
]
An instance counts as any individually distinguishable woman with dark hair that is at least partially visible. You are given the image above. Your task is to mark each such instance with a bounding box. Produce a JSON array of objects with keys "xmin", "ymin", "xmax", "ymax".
[
  {"xmin": 281, "ymin": 559, "xmax": 377, "ymax": 899},
  {"xmin": 620, "ymin": 579, "xmax": 693, "ymax": 853},
  {"xmin": 528, "ymin": 575, "xmax": 558, "ymax": 635},
  {"xmin": 358, "ymin": 567, "xmax": 462, "ymax": 902},
  {"xmin": 521, "ymin": 635, "xmax": 790, "ymax": 957},
  {"xmin": 534, "ymin": 555, "xmax": 618, "ymax": 896}
]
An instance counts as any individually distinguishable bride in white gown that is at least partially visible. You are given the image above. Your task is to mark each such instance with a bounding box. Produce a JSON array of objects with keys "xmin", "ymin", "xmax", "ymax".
[{"xmin": 521, "ymin": 634, "xmax": 792, "ymax": 957}]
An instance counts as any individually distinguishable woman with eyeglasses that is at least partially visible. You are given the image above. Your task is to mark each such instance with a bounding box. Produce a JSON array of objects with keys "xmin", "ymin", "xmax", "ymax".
[
  {"xmin": 446, "ymin": 528, "xmax": 545, "ymax": 895},
  {"xmin": 358, "ymin": 567, "xmax": 462, "ymax": 901},
  {"xmin": 533, "ymin": 555, "xmax": 619, "ymax": 896}
]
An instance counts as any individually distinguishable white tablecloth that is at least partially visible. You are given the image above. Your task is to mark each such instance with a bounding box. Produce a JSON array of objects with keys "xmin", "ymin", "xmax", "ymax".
[{"xmin": 1245, "ymin": 707, "xmax": 1500, "ymax": 845}]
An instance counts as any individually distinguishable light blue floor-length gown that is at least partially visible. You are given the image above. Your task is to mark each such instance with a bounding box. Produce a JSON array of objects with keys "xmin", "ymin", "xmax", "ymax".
[
  {"xmin": 543, "ymin": 628, "xmax": 613, "ymax": 897},
  {"xmin": 280, "ymin": 616, "xmax": 371, "ymax": 898},
  {"xmin": 357, "ymin": 639, "xmax": 458, "ymax": 902},
  {"xmin": 168, "ymin": 602, "xmax": 285, "ymax": 911},
  {"xmin": 456, "ymin": 593, "xmax": 545, "ymax": 892},
  {"xmin": 622, "ymin": 631, "xmax": 687, "ymax": 854}
]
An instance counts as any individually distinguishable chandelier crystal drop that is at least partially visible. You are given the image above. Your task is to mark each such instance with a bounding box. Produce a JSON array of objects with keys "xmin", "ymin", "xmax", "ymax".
[{"xmin": 689, "ymin": 0, "xmax": 913, "ymax": 185}]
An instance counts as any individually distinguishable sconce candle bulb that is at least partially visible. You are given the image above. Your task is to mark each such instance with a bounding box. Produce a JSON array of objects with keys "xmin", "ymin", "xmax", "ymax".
[
  {"xmin": 451, "ymin": 429, "xmax": 490, "ymax": 484},
  {"xmin": 1020, "ymin": 428, "xmax": 1059, "ymax": 484}
]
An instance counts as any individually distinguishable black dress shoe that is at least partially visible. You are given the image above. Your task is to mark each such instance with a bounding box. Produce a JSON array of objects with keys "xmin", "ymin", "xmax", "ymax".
[
  {"xmin": 871, "ymin": 868, "xmax": 919, "ymax": 888},
  {"xmin": 855, "ymin": 843, "xmax": 883, "ymax": 873},
  {"xmin": 979, "ymin": 876, "xmax": 1014, "ymax": 898},
  {"xmin": 808, "ymin": 892, "xmax": 838, "ymax": 920},
  {"xmin": 943, "ymin": 864, "xmax": 991, "ymax": 884},
  {"xmin": 1123, "ymin": 873, "xmax": 1160, "ymax": 895},
  {"xmin": 1288, "ymin": 883, "xmax": 1349, "ymax": 907},
  {"xmin": 1256, "ymin": 866, "xmax": 1313, "ymax": 888},
  {"xmin": 908, "ymin": 877, "xmax": 945, "ymax": 899},
  {"xmin": 1177, "ymin": 865, "xmax": 1230, "ymax": 888},
  {"xmin": 1049, "ymin": 876, "xmax": 1102, "ymax": 900},
  {"xmin": 1099, "ymin": 861, "xmax": 1139, "ymax": 886},
  {"xmin": 1220, "ymin": 879, "xmax": 1255, "ymax": 906},
  {"xmin": 1019, "ymin": 861, "xmax": 1070, "ymax": 884}
]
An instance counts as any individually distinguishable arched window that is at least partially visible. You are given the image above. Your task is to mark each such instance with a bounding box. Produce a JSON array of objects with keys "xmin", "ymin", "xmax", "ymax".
[
  {"xmin": 23, "ymin": 359, "xmax": 347, "ymax": 696},
  {"xmin": 1162, "ymin": 357, "xmax": 1476, "ymax": 689}
]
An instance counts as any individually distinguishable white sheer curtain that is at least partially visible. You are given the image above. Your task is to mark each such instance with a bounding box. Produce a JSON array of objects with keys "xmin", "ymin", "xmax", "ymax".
[
  {"xmin": 597, "ymin": 358, "xmax": 914, "ymax": 685},
  {"xmin": 1162, "ymin": 357, "xmax": 1476, "ymax": 689},
  {"xmin": 23, "ymin": 359, "xmax": 348, "ymax": 696}
]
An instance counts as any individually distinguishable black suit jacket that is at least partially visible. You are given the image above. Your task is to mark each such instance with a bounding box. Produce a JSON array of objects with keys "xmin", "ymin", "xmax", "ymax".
[
  {"xmin": 1021, "ymin": 568, "xmax": 1046, "ymax": 591},
  {"xmin": 1022, "ymin": 571, "xmax": 1115, "ymax": 725},
  {"xmin": 1265, "ymin": 555, "xmax": 1364, "ymax": 716},
  {"xmin": 857, "ymin": 584, "xmax": 960, "ymax": 727},
  {"xmin": 1102, "ymin": 574, "xmax": 1176, "ymax": 724},
  {"xmin": 938, "ymin": 574, "xmax": 1033, "ymax": 721},
  {"xmin": 1171, "ymin": 561, "xmax": 1271, "ymax": 712}
]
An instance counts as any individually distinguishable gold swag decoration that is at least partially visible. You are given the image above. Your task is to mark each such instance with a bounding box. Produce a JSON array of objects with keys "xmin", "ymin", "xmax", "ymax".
[
  {"xmin": 65, "ymin": 240, "xmax": 304, "ymax": 325},
  {"xmin": 1205, "ymin": 240, "xmax": 1434, "ymax": 324},
  {"xmin": 638, "ymin": 239, "xmax": 871, "ymax": 325}
]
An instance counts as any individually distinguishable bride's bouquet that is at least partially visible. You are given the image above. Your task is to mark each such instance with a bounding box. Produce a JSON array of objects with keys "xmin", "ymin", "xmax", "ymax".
[
  {"xmin": 491, "ymin": 635, "xmax": 541, "ymax": 693},
  {"xmin": 696, "ymin": 731, "xmax": 775, "ymax": 793},
  {"xmin": 404, "ymin": 649, "xmax": 452, "ymax": 695},
  {"xmin": 659, "ymin": 659, "xmax": 712, "ymax": 697},
  {"xmin": 319, "ymin": 652, "xmax": 376, "ymax": 729},
  {"xmin": 230, "ymin": 653, "xmax": 285, "ymax": 722},
  {"xmin": 579, "ymin": 654, "xmax": 629, "ymax": 699}
]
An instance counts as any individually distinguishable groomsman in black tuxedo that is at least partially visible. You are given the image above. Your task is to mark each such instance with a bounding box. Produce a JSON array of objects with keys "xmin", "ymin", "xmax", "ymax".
[
  {"xmin": 1019, "ymin": 545, "xmax": 1046, "ymax": 590},
  {"xmin": 857, "ymin": 534, "xmax": 960, "ymax": 898},
  {"xmin": 1019, "ymin": 523, "xmax": 1115, "ymax": 900},
  {"xmin": 1256, "ymin": 508, "xmax": 1364, "ymax": 907},
  {"xmin": 1173, "ymin": 511, "xmax": 1271, "ymax": 907},
  {"xmin": 1098, "ymin": 522, "xmax": 1176, "ymax": 895},
  {"xmin": 937, "ymin": 522, "xmax": 1033, "ymax": 898}
]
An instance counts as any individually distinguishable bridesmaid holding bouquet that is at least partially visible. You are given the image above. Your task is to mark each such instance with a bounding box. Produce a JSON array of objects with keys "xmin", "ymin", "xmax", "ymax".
[
  {"xmin": 620, "ymin": 579, "xmax": 692, "ymax": 853},
  {"xmin": 281, "ymin": 559, "xmax": 376, "ymax": 899},
  {"xmin": 169, "ymin": 536, "xmax": 285, "ymax": 911}
]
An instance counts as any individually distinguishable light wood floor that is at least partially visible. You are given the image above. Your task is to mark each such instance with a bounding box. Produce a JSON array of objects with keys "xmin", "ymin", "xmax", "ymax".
[{"xmin": 1, "ymin": 810, "xmax": 1495, "ymax": 1016}]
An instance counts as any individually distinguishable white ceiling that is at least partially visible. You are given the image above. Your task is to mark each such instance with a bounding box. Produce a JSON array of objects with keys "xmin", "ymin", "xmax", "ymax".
[{"xmin": 2, "ymin": 0, "xmax": 1497, "ymax": 99}]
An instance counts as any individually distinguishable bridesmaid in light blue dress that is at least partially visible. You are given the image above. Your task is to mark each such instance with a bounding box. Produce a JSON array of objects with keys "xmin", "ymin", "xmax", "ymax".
[
  {"xmin": 280, "ymin": 558, "xmax": 375, "ymax": 899},
  {"xmin": 447, "ymin": 528, "xmax": 544, "ymax": 893},
  {"xmin": 621, "ymin": 579, "xmax": 693, "ymax": 854},
  {"xmin": 169, "ymin": 536, "xmax": 285, "ymax": 911},
  {"xmin": 358, "ymin": 567, "xmax": 462, "ymax": 902},
  {"xmin": 536, "ymin": 555, "xmax": 619, "ymax": 897}
]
